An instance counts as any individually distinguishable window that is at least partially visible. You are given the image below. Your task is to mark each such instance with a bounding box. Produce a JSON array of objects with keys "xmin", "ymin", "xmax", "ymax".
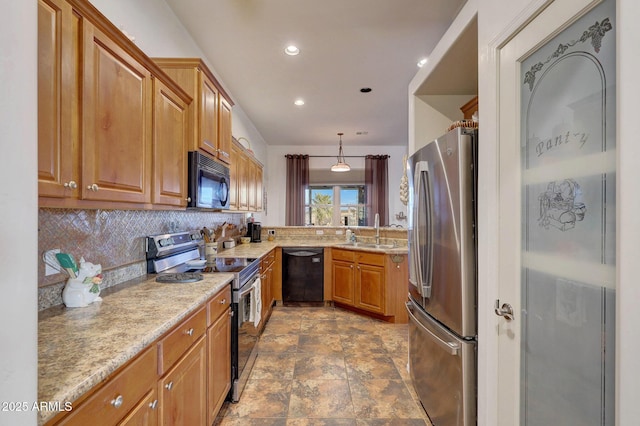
[{"xmin": 305, "ymin": 185, "xmax": 366, "ymax": 226}]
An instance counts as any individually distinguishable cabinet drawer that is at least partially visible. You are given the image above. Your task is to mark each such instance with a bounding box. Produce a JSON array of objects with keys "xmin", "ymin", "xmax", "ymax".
[
  {"xmin": 158, "ymin": 306, "xmax": 206, "ymax": 374},
  {"xmin": 207, "ymin": 284, "xmax": 231, "ymax": 326},
  {"xmin": 357, "ymin": 252, "xmax": 385, "ymax": 266},
  {"xmin": 332, "ymin": 249, "xmax": 355, "ymax": 262},
  {"xmin": 57, "ymin": 346, "xmax": 157, "ymax": 425}
]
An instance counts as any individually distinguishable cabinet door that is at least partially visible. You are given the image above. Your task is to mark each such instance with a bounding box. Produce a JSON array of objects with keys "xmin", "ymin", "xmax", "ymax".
[
  {"xmin": 228, "ymin": 143, "xmax": 241, "ymax": 210},
  {"xmin": 198, "ymin": 72, "xmax": 219, "ymax": 157},
  {"xmin": 248, "ymin": 161, "xmax": 257, "ymax": 211},
  {"xmin": 159, "ymin": 337, "xmax": 206, "ymax": 426},
  {"xmin": 332, "ymin": 260, "xmax": 355, "ymax": 305},
  {"xmin": 82, "ymin": 22, "xmax": 152, "ymax": 203},
  {"xmin": 356, "ymin": 263, "xmax": 386, "ymax": 314},
  {"xmin": 255, "ymin": 165, "xmax": 263, "ymax": 212},
  {"xmin": 207, "ymin": 309, "xmax": 231, "ymax": 425},
  {"xmin": 237, "ymin": 152, "xmax": 248, "ymax": 211},
  {"xmin": 152, "ymin": 78, "xmax": 189, "ymax": 207},
  {"xmin": 57, "ymin": 347, "xmax": 157, "ymax": 426},
  {"xmin": 118, "ymin": 389, "xmax": 158, "ymax": 426},
  {"xmin": 38, "ymin": 0, "xmax": 78, "ymax": 199},
  {"xmin": 217, "ymin": 97, "xmax": 232, "ymax": 165}
]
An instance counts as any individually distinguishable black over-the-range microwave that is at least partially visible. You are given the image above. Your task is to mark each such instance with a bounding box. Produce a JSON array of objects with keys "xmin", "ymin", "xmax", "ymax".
[{"xmin": 187, "ymin": 151, "xmax": 230, "ymax": 209}]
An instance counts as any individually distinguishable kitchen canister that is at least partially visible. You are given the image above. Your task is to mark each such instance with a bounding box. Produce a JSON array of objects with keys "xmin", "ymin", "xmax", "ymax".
[{"xmin": 205, "ymin": 243, "xmax": 218, "ymax": 266}]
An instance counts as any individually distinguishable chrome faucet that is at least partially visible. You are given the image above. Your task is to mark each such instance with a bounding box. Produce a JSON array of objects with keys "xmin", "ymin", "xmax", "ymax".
[{"xmin": 374, "ymin": 213, "xmax": 380, "ymax": 246}]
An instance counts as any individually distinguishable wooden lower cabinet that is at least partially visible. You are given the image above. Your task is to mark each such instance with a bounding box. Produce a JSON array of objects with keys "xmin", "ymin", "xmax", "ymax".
[
  {"xmin": 332, "ymin": 259, "xmax": 355, "ymax": 305},
  {"xmin": 49, "ymin": 287, "xmax": 233, "ymax": 426},
  {"xmin": 206, "ymin": 286, "xmax": 232, "ymax": 425},
  {"xmin": 118, "ymin": 389, "xmax": 158, "ymax": 426},
  {"xmin": 331, "ymin": 249, "xmax": 400, "ymax": 318},
  {"xmin": 55, "ymin": 347, "xmax": 157, "ymax": 425},
  {"xmin": 158, "ymin": 337, "xmax": 207, "ymax": 426}
]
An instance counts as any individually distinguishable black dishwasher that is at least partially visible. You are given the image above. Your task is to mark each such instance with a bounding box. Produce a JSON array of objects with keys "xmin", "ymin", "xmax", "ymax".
[{"xmin": 282, "ymin": 248, "xmax": 324, "ymax": 304}]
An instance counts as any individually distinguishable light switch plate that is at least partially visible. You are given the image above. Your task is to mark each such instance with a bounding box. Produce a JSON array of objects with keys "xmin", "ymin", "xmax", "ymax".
[
  {"xmin": 268, "ymin": 229, "xmax": 276, "ymax": 236},
  {"xmin": 44, "ymin": 248, "xmax": 61, "ymax": 276}
]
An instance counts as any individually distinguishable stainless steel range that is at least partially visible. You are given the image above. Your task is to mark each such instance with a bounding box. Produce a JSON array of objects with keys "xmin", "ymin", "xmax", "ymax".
[{"xmin": 145, "ymin": 231, "xmax": 262, "ymax": 402}]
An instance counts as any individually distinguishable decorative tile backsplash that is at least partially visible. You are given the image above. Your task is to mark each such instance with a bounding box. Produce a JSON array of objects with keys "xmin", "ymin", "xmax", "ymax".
[{"xmin": 38, "ymin": 208, "xmax": 246, "ymax": 309}]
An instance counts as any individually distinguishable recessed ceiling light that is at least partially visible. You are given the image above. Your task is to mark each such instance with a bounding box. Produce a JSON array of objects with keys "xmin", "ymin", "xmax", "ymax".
[
  {"xmin": 417, "ymin": 58, "xmax": 428, "ymax": 67},
  {"xmin": 294, "ymin": 99, "xmax": 305, "ymax": 106},
  {"xmin": 285, "ymin": 45, "xmax": 300, "ymax": 56},
  {"xmin": 360, "ymin": 87, "xmax": 372, "ymax": 93},
  {"xmin": 356, "ymin": 131, "xmax": 369, "ymax": 135}
]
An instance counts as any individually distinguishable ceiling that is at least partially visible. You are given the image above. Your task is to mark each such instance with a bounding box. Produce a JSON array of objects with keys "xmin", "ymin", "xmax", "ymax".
[{"xmin": 164, "ymin": 0, "xmax": 470, "ymax": 147}]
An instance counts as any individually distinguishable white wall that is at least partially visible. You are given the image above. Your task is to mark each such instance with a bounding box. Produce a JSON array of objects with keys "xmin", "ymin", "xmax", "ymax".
[
  {"xmin": 265, "ymin": 145, "xmax": 408, "ymax": 227},
  {"xmin": 408, "ymin": 0, "xmax": 478, "ymax": 155},
  {"xmin": 0, "ymin": 1, "xmax": 38, "ymax": 424},
  {"xmin": 477, "ymin": 0, "xmax": 640, "ymax": 424},
  {"xmin": 412, "ymin": 96, "xmax": 460, "ymax": 153}
]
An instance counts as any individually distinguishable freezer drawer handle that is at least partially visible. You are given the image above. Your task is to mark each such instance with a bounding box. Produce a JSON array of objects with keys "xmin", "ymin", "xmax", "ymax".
[{"xmin": 406, "ymin": 302, "xmax": 460, "ymax": 355}]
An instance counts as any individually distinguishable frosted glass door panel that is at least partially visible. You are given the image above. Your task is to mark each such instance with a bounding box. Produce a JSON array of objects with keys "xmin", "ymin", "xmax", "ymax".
[{"xmin": 519, "ymin": 0, "xmax": 616, "ymax": 424}]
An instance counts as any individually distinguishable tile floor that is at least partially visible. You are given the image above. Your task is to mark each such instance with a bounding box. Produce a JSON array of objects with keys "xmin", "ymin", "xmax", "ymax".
[{"xmin": 214, "ymin": 305, "xmax": 432, "ymax": 425}]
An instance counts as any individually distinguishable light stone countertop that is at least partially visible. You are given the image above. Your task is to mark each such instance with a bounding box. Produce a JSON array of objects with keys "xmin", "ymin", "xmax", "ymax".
[
  {"xmin": 37, "ymin": 273, "xmax": 234, "ymax": 425},
  {"xmin": 215, "ymin": 239, "xmax": 408, "ymax": 259}
]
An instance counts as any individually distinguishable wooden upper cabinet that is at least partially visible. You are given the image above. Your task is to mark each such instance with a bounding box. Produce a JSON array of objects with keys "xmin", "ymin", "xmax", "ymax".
[
  {"xmin": 229, "ymin": 138, "xmax": 263, "ymax": 212},
  {"xmin": 152, "ymin": 79, "xmax": 189, "ymax": 207},
  {"xmin": 152, "ymin": 58, "xmax": 234, "ymax": 167},
  {"xmin": 38, "ymin": 0, "xmax": 78, "ymax": 199},
  {"xmin": 228, "ymin": 142, "xmax": 241, "ymax": 210},
  {"xmin": 236, "ymin": 149, "xmax": 249, "ymax": 210},
  {"xmin": 217, "ymin": 97, "xmax": 232, "ymax": 165},
  {"xmin": 460, "ymin": 96, "xmax": 478, "ymax": 120},
  {"xmin": 247, "ymin": 160, "xmax": 257, "ymax": 211},
  {"xmin": 81, "ymin": 22, "xmax": 153, "ymax": 203},
  {"xmin": 38, "ymin": 0, "xmax": 192, "ymax": 209},
  {"xmin": 255, "ymin": 165, "xmax": 263, "ymax": 211},
  {"xmin": 199, "ymin": 73, "xmax": 219, "ymax": 157}
]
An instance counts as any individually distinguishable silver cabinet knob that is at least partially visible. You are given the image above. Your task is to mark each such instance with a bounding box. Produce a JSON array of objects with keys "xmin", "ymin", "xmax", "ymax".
[
  {"xmin": 149, "ymin": 399, "xmax": 158, "ymax": 410},
  {"xmin": 64, "ymin": 181, "xmax": 78, "ymax": 189},
  {"xmin": 186, "ymin": 197, "xmax": 191, "ymax": 202},
  {"xmin": 165, "ymin": 381, "xmax": 174, "ymax": 391},
  {"xmin": 184, "ymin": 328, "xmax": 194, "ymax": 336},
  {"xmin": 87, "ymin": 183, "xmax": 99, "ymax": 192},
  {"xmin": 110, "ymin": 395, "xmax": 124, "ymax": 408}
]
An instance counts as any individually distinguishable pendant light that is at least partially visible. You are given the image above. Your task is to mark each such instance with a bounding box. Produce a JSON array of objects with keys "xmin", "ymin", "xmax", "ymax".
[{"xmin": 331, "ymin": 132, "xmax": 351, "ymax": 172}]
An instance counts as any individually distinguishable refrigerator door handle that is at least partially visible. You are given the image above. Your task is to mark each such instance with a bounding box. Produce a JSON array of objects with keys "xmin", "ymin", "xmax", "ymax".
[
  {"xmin": 406, "ymin": 302, "xmax": 460, "ymax": 355},
  {"xmin": 410, "ymin": 161, "xmax": 434, "ymax": 298}
]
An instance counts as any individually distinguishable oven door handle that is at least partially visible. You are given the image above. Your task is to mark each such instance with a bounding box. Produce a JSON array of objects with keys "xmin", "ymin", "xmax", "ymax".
[{"xmin": 239, "ymin": 282, "xmax": 256, "ymax": 299}]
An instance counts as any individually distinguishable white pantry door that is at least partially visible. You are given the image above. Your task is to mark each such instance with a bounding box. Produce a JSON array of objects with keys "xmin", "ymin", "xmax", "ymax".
[{"xmin": 496, "ymin": 0, "xmax": 616, "ymax": 424}]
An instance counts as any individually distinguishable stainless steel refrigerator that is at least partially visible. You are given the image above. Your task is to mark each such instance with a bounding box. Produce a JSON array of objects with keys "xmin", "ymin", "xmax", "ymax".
[{"xmin": 406, "ymin": 127, "xmax": 478, "ymax": 426}]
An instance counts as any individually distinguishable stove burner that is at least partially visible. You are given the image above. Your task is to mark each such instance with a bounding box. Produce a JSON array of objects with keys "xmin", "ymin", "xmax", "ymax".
[{"xmin": 156, "ymin": 272, "xmax": 204, "ymax": 283}]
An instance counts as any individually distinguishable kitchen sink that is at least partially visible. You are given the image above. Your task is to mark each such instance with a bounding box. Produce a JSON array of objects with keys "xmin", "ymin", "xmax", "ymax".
[{"xmin": 337, "ymin": 242, "xmax": 396, "ymax": 249}]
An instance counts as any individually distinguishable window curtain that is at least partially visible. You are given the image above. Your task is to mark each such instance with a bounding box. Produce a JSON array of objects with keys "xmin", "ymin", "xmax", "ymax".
[
  {"xmin": 285, "ymin": 154, "xmax": 309, "ymax": 225},
  {"xmin": 365, "ymin": 155, "xmax": 389, "ymax": 226}
]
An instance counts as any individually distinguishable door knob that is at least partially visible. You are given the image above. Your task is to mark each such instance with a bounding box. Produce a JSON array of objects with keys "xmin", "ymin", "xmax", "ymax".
[{"xmin": 494, "ymin": 299, "xmax": 514, "ymax": 321}]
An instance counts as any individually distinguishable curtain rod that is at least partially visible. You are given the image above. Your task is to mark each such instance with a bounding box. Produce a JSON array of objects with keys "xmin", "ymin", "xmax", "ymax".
[{"xmin": 283, "ymin": 155, "xmax": 390, "ymax": 158}]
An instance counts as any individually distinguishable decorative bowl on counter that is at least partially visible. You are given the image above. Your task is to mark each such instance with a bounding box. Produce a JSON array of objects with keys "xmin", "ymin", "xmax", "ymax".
[{"xmin": 240, "ymin": 237, "xmax": 251, "ymax": 244}]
